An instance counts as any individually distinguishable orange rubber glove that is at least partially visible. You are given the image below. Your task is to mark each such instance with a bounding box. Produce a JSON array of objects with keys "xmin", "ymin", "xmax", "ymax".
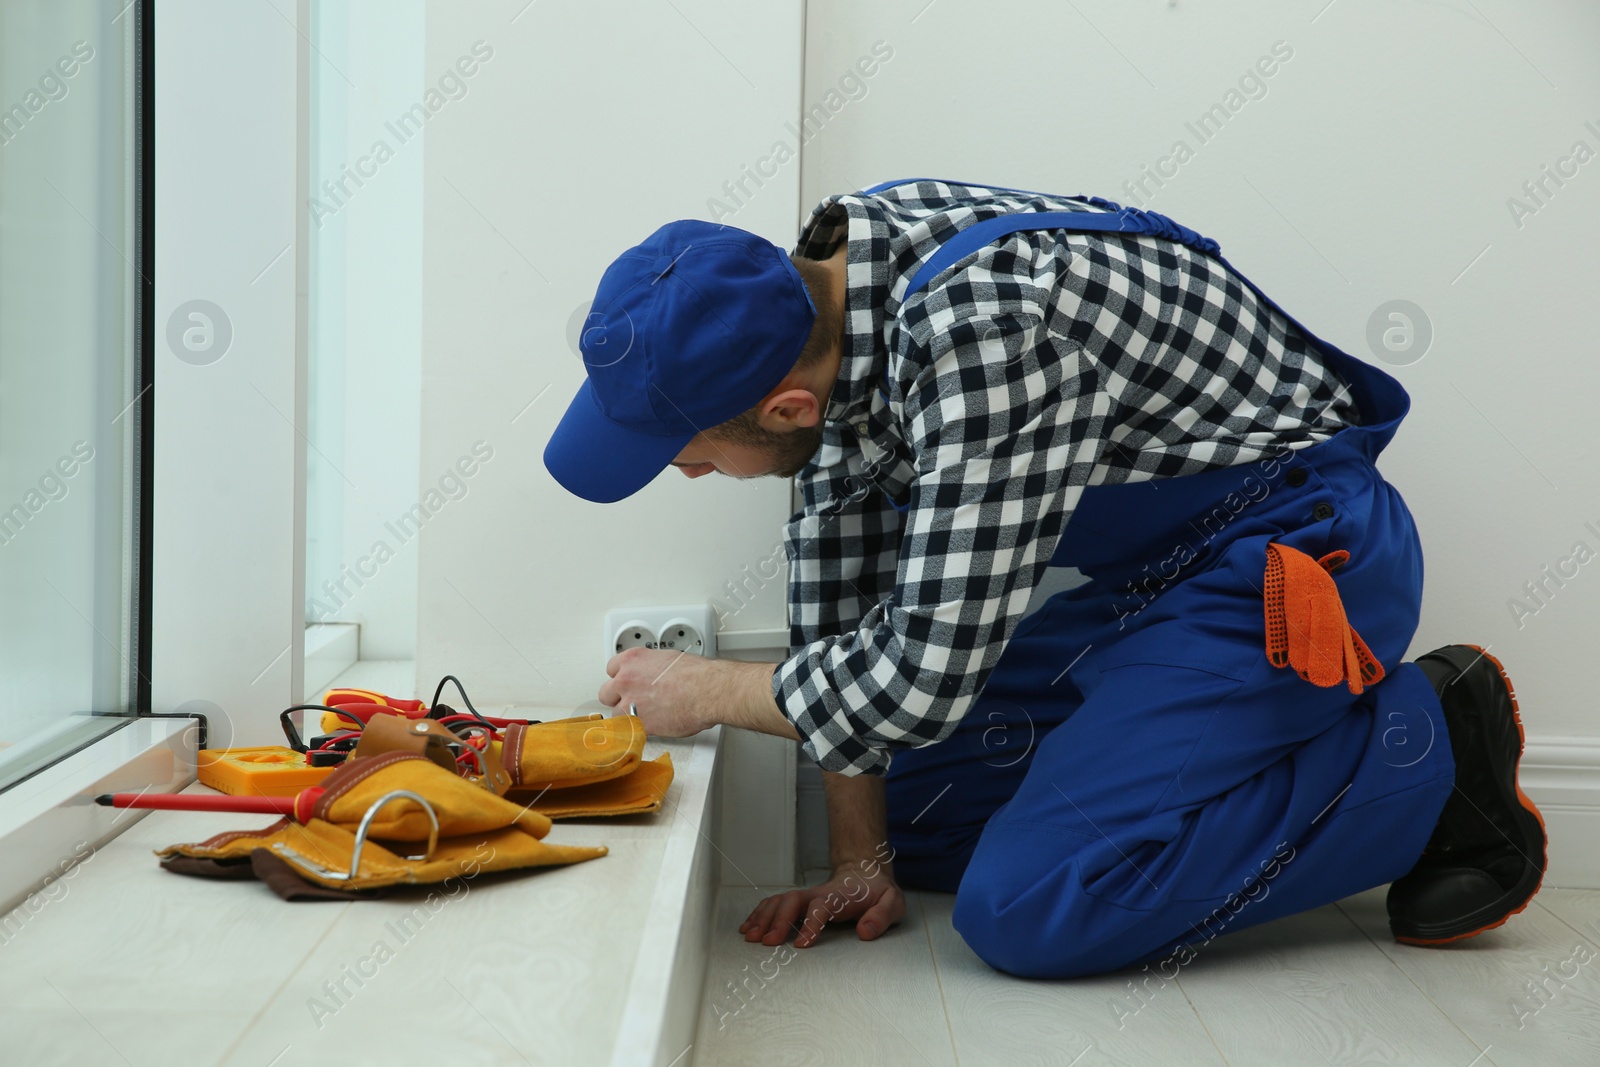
[{"xmin": 1263, "ymin": 541, "xmax": 1386, "ymax": 695}]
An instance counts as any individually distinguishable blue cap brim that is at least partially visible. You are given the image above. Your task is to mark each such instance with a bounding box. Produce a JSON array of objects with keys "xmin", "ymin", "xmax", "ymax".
[{"xmin": 543, "ymin": 379, "xmax": 698, "ymax": 504}]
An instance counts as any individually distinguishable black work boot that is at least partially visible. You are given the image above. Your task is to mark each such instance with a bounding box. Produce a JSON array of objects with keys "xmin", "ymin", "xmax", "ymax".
[{"xmin": 1387, "ymin": 644, "xmax": 1546, "ymax": 945}]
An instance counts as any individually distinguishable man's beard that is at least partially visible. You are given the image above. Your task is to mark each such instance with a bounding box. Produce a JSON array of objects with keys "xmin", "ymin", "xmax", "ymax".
[
  {"xmin": 707, "ymin": 405, "xmax": 827, "ymax": 478},
  {"xmin": 757, "ymin": 422, "xmax": 824, "ymax": 478}
]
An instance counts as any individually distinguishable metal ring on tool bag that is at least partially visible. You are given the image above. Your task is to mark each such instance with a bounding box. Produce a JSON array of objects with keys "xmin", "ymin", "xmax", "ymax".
[
  {"xmin": 349, "ymin": 789, "xmax": 439, "ymax": 877},
  {"xmin": 269, "ymin": 789, "xmax": 440, "ymax": 883},
  {"xmin": 449, "ymin": 724, "xmax": 500, "ymax": 791}
]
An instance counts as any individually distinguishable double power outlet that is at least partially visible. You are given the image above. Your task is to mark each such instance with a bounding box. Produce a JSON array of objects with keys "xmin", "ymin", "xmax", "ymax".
[{"xmin": 602, "ymin": 604, "xmax": 717, "ymax": 667}]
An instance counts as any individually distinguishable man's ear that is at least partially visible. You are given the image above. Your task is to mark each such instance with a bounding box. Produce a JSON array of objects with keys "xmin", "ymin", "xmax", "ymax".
[{"xmin": 760, "ymin": 387, "xmax": 822, "ymax": 431}]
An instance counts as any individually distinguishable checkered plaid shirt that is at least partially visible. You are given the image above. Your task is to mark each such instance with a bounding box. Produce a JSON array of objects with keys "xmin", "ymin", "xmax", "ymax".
[{"xmin": 771, "ymin": 180, "xmax": 1359, "ymax": 776}]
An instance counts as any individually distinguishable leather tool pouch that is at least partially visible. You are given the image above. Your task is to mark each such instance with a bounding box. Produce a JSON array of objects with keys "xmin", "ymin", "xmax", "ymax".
[
  {"xmin": 352, "ymin": 713, "xmax": 512, "ymax": 796},
  {"xmin": 498, "ymin": 715, "xmax": 673, "ymax": 819},
  {"xmin": 157, "ymin": 754, "xmax": 608, "ymax": 900},
  {"xmin": 322, "ymin": 695, "xmax": 671, "ymax": 820}
]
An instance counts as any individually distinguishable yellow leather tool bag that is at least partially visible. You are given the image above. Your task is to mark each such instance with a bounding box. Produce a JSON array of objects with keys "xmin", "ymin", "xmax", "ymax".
[
  {"xmin": 499, "ymin": 714, "xmax": 643, "ymax": 790},
  {"xmin": 520, "ymin": 753, "xmax": 675, "ymax": 819},
  {"xmin": 318, "ymin": 690, "xmax": 671, "ymax": 818},
  {"xmin": 318, "ymin": 690, "xmax": 649, "ymax": 784},
  {"xmin": 350, "ymin": 713, "xmax": 514, "ymax": 796},
  {"xmin": 157, "ymin": 754, "xmax": 608, "ymax": 900},
  {"xmin": 351, "ymin": 709, "xmax": 669, "ymax": 816},
  {"xmin": 499, "ymin": 715, "xmax": 673, "ymax": 819}
]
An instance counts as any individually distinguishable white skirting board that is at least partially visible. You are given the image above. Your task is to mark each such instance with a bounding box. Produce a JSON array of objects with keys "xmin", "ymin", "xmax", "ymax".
[
  {"xmin": 716, "ymin": 729, "xmax": 797, "ymax": 887},
  {"xmin": 303, "ymin": 622, "xmax": 359, "ymax": 699},
  {"xmin": 712, "ymin": 645, "xmax": 798, "ymax": 888},
  {"xmin": 1523, "ymin": 736, "xmax": 1600, "ymax": 891},
  {"xmin": 782, "ymin": 735, "xmax": 1600, "ymax": 893}
]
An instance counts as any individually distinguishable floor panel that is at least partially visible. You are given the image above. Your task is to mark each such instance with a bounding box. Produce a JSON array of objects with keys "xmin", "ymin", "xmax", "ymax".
[{"xmin": 695, "ymin": 885, "xmax": 957, "ymax": 1067}]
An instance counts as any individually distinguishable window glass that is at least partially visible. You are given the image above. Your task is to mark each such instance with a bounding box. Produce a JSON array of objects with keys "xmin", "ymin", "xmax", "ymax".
[{"xmin": 0, "ymin": 1, "xmax": 142, "ymax": 790}]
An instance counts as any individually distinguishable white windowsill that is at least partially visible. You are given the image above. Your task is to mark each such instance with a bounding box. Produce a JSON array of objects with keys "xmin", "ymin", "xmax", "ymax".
[
  {"xmin": 0, "ymin": 716, "xmax": 197, "ymax": 917},
  {"xmin": 0, "ymin": 666, "xmax": 724, "ymax": 1066}
]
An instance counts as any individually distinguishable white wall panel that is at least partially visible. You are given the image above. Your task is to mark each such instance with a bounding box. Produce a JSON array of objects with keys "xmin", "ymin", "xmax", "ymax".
[
  {"xmin": 152, "ymin": 0, "xmax": 306, "ymax": 746},
  {"xmin": 800, "ymin": 0, "xmax": 1600, "ymax": 740},
  {"xmin": 416, "ymin": 0, "xmax": 804, "ymax": 707}
]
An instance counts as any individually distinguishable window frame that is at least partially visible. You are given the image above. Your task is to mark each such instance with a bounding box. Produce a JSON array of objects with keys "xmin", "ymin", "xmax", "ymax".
[{"xmin": 1, "ymin": 0, "xmax": 309, "ymax": 913}]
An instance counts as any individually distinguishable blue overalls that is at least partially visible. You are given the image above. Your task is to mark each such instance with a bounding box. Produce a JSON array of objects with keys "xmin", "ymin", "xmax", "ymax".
[{"xmin": 864, "ymin": 180, "xmax": 1457, "ymax": 979}]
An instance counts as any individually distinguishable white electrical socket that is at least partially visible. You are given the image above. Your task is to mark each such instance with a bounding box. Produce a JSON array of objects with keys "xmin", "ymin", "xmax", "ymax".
[
  {"xmin": 612, "ymin": 620, "xmax": 658, "ymax": 652},
  {"xmin": 658, "ymin": 616, "xmax": 707, "ymax": 655},
  {"xmin": 603, "ymin": 604, "xmax": 717, "ymax": 667}
]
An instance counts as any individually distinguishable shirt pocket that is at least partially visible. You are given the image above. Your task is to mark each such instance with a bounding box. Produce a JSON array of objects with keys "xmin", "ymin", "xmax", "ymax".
[{"xmin": 850, "ymin": 402, "xmax": 916, "ymax": 511}]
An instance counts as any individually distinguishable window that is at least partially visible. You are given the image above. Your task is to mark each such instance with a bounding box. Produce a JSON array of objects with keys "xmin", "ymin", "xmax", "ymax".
[{"xmin": 0, "ymin": 1, "xmax": 148, "ymax": 792}]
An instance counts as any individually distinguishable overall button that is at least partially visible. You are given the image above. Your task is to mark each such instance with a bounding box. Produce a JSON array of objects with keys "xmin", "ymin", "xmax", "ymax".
[
  {"xmin": 1312, "ymin": 502, "xmax": 1335, "ymax": 521},
  {"xmin": 1286, "ymin": 467, "xmax": 1309, "ymax": 487}
]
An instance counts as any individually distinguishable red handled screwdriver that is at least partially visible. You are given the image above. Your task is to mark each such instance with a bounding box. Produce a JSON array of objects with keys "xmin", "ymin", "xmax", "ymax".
[{"xmin": 95, "ymin": 788, "xmax": 326, "ymax": 823}]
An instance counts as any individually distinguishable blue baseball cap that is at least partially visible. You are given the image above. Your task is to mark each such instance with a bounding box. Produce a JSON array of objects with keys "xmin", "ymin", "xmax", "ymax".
[{"xmin": 544, "ymin": 220, "xmax": 817, "ymax": 503}]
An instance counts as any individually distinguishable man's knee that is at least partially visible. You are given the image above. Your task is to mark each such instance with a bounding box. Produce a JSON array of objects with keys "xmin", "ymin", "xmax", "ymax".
[
  {"xmin": 950, "ymin": 833, "xmax": 1127, "ymax": 979},
  {"xmin": 951, "ymin": 874, "xmax": 1119, "ymax": 979}
]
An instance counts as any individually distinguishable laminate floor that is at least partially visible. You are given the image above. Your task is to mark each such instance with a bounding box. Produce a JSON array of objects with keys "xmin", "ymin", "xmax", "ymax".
[{"xmin": 696, "ymin": 880, "xmax": 1600, "ymax": 1067}]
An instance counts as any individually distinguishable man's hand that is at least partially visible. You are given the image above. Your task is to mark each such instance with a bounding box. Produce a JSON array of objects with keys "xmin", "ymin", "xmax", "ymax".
[
  {"xmin": 740, "ymin": 770, "xmax": 903, "ymax": 948},
  {"xmin": 599, "ymin": 647, "xmax": 715, "ymax": 737},
  {"xmin": 598, "ymin": 648, "xmax": 799, "ymax": 741},
  {"xmin": 739, "ymin": 861, "xmax": 906, "ymax": 948}
]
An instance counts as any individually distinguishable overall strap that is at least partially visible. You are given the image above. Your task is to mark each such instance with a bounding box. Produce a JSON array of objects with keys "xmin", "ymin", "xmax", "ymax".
[
  {"xmin": 856, "ymin": 177, "xmax": 1220, "ymax": 297},
  {"xmin": 868, "ymin": 180, "xmax": 1387, "ymax": 434},
  {"xmin": 860, "ymin": 176, "xmax": 1070, "ymax": 199},
  {"xmin": 861, "ymin": 179, "xmax": 1407, "ymax": 520},
  {"xmin": 902, "ymin": 206, "xmax": 1222, "ymax": 300},
  {"xmin": 875, "ymin": 181, "xmax": 1335, "ymax": 381}
]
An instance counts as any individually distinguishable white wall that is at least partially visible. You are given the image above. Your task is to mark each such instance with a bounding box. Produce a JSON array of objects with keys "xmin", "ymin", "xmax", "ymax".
[
  {"xmin": 305, "ymin": 0, "xmax": 426, "ymax": 660},
  {"xmin": 415, "ymin": 0, "xmax": 802, "ymax": 708},
  {"xmin": 153, "ymin": 0, "xmax": 305, "ymax": 746},
  {"xmin": 799, "ymin": 0, "xmax": 1600, "ymax": 742}
]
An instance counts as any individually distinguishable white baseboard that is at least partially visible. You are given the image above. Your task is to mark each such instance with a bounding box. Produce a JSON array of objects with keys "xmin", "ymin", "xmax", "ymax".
[
  {"xmin": 796, "ymin": 758, "xmax": 829, "ymax": 872},
  {"xmin": 717, "ymin": 729, "xmax": 796, "ymax": 887},
  {"xmin": 304, "ymin": 622, "xmax": 359, "ymax": 697},
  {"xmin": 780, "ymin": 735, "xmax": 1600, "ymax": 893},
  {"xmin": 1522, "ymin": 736, "xmax": 1600, "ymax": 891},
  {"xmin": 713, "ymin": 646, "xmax": 797, "ymax": 889}
]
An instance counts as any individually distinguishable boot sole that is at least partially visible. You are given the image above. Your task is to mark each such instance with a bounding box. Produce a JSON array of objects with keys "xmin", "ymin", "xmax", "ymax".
[{"xmin": 1393, "ymin": 644, "xmax": 1547, "ymax": 946}]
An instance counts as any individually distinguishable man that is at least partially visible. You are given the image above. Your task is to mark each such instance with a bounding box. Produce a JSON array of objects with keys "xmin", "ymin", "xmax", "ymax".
[{"xmin": 543, "ymin": 179, "xmax": 1546, "ymax": 978}]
